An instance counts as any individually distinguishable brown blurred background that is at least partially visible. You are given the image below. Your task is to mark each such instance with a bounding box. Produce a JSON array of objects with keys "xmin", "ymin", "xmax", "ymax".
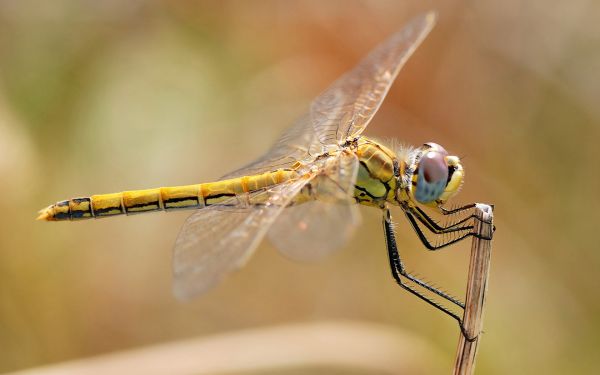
[{"xmin": 1, "ymin": 1, "xmax": 599, "ymax": 374}]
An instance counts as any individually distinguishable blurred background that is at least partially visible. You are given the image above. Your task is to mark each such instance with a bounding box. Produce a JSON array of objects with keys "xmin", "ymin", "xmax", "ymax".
[{"xmin": 1, "ymin": 0, "xmax": 599, "ymax": 374}]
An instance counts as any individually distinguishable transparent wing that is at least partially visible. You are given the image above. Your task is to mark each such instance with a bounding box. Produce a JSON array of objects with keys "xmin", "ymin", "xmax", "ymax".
[
  {"xmin": 310, "ymin": 12, "xmax": 436, "ymax": 146},
  {"xmin": 222, "ymin": 13, "xmax": 435, "ymax": 179},
  {"xmin": 268, "ymin": 201, "xmax": 360, "ymax": 262},
  {"xmin": 268, "ymin": 152, "xmax": 361, "ymax": 261},
  {"xmin": 221, "ymin": 114, "xmax": 322, "ymax": 179},
  {"xmin": 173, "ymin": 176, "xmax": 312, "ymax": 299}
]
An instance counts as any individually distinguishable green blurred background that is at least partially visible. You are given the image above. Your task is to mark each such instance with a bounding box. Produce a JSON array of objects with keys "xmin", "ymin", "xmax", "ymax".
[{"xmin": 1, "ymin": 1, "xmax": 599, "ymax": 374}]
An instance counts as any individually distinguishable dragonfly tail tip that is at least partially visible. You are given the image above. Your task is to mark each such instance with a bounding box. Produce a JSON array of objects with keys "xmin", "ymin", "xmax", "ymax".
[{"xmin": 36, "ymin": 206, "xmax": 54, "ymax": 221}]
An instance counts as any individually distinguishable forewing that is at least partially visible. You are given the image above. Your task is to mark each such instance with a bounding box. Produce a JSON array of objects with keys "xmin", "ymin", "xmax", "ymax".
[
  {"xmin": 172, "ymin": 177, "xmax": 312, "ymax": 299},
  {"xmin": 310, "ymin": 12, "xmax": 436, "ymax": 145},
  {"xmin": 268, "ymin": 152, "xmax": 361, "ymax": 261},
  {"xmin": 222, "ymin": 13, "xmax": 435, "ymax": 179}
]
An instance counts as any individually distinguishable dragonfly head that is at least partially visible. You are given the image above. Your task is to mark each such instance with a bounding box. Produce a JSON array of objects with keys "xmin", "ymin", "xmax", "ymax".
[{"xmin": 409, "ymin": 143, "xmax": 464, "ymax": 207}]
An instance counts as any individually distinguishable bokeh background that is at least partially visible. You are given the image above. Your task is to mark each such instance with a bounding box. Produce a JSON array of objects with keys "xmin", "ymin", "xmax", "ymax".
[{"xmin": 1, "ymin": 1, "xmax": 599, "ymax": 374}]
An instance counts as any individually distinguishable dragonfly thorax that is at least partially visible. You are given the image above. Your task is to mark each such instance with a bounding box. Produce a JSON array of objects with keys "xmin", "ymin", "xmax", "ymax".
[{"xmin": 352, "ymin": 139, "xmax": 399, "ymax": 208}]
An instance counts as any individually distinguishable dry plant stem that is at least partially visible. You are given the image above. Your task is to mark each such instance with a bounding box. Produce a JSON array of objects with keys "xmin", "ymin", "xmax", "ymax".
[{"xmin": 453, "ymin": 204, "xmax": 494, "ymax": 375}]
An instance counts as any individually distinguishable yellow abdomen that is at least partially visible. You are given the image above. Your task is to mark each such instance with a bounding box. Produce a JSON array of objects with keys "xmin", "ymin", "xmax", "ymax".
[{"xmin": 37, "ymin": 169, "xmax": 299, "ymax": 221}]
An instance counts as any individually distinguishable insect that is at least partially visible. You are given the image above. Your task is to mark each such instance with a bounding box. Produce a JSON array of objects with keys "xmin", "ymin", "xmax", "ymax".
[{"xmin": 38, "ymin": 12, "xmax": 493, "ymax": 335}]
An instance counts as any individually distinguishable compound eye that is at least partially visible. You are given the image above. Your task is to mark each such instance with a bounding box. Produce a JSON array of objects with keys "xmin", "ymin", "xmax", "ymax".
[{"xmin": 421, "ymin": 151, "xmax": 449, "ymax": 184}]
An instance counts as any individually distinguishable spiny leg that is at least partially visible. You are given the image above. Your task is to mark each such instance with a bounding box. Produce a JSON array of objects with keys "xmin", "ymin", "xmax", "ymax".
[
  {"xmin": 383, "ymin": 210, "xmax": 464, "ymax": 309},
  {"xmin": 410, "ymin": 206, "xmax": 475, "ymax": 234},
  {"xmin": 413, "ymin": 205, "xmax": 492, "ymax": 233},
  {"xmin": 439, "ymin": 203, "xmax": 494, "ymax": 226},
  {"xmin": 439, "ymin": 203, "xmax": 477, "ymax": 215},
  {"xmin": 383, "ymin": 209, "xmax": 476, "ymax": 341},
  {"xmin": 406, "ymin": 205, "xmax": 494, "ymax": 249},
  {"xmin": 404, "ymin": 211, "xmax": 490, "ymax": 251}
]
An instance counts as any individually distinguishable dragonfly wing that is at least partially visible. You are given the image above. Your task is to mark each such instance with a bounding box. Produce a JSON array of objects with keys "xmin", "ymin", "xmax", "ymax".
[
  {"xmin": 268, "ymin": 151, "xmax": 361, "ymax": 261},
  {"xmin": 221, "ymin": 114, "xmax": 322, "ymax": 179},
  {"xmin": 222, "ymin": 14, "xmax": 435, "ymax": 179},
  {"xmin": 268, "ymin": 200, "xmax": 361, "ymax": 262},
  {"xmin": 310, "ymin": 12, "xmax": 436, "ymax": 145},
  {"xmin": 173, "ymin": 176, "xmax": 312, "ymax": 299}
]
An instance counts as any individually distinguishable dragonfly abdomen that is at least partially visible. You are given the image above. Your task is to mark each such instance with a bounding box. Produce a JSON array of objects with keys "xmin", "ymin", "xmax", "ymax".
[
  {"xmin": 37, "ymin": 169, "xmax": 301, "ymax": 221},
  {"xmin": 37, "ymin": 186, "xmax": 203, "ymax": 221}
]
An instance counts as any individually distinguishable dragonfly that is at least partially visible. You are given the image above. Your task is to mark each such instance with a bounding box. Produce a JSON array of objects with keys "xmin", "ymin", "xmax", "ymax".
[{"xmin": 38, "ymin": 12, "xmax": 492, "ymax": 337}]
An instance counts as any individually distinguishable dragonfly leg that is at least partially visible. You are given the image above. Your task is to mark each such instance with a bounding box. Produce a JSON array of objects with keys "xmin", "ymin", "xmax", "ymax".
[
  {"xmin": 383, "ymin": 209, "xmax": 476, "ymax": 341},
  {"xmin": 404, "ymin": 206, "xmax": 493, "ymax": 250},
  {"xmin": 440, "ymin": 203, "xmax": 494, "ymax": 226},
  {"xmin": 439, "ymin": 203, "xmax": 477, "ymax": 215},
  {"xmin": 410, "ymin": 206, "xmax": 475, "ymax": 233},
  {"xmin": 405, "ymin": 211, "xmax": 490, "ymax": 251},
  {"xmin": 384, "ymin": 210, "xmax": 464, "ymax": 307}
]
